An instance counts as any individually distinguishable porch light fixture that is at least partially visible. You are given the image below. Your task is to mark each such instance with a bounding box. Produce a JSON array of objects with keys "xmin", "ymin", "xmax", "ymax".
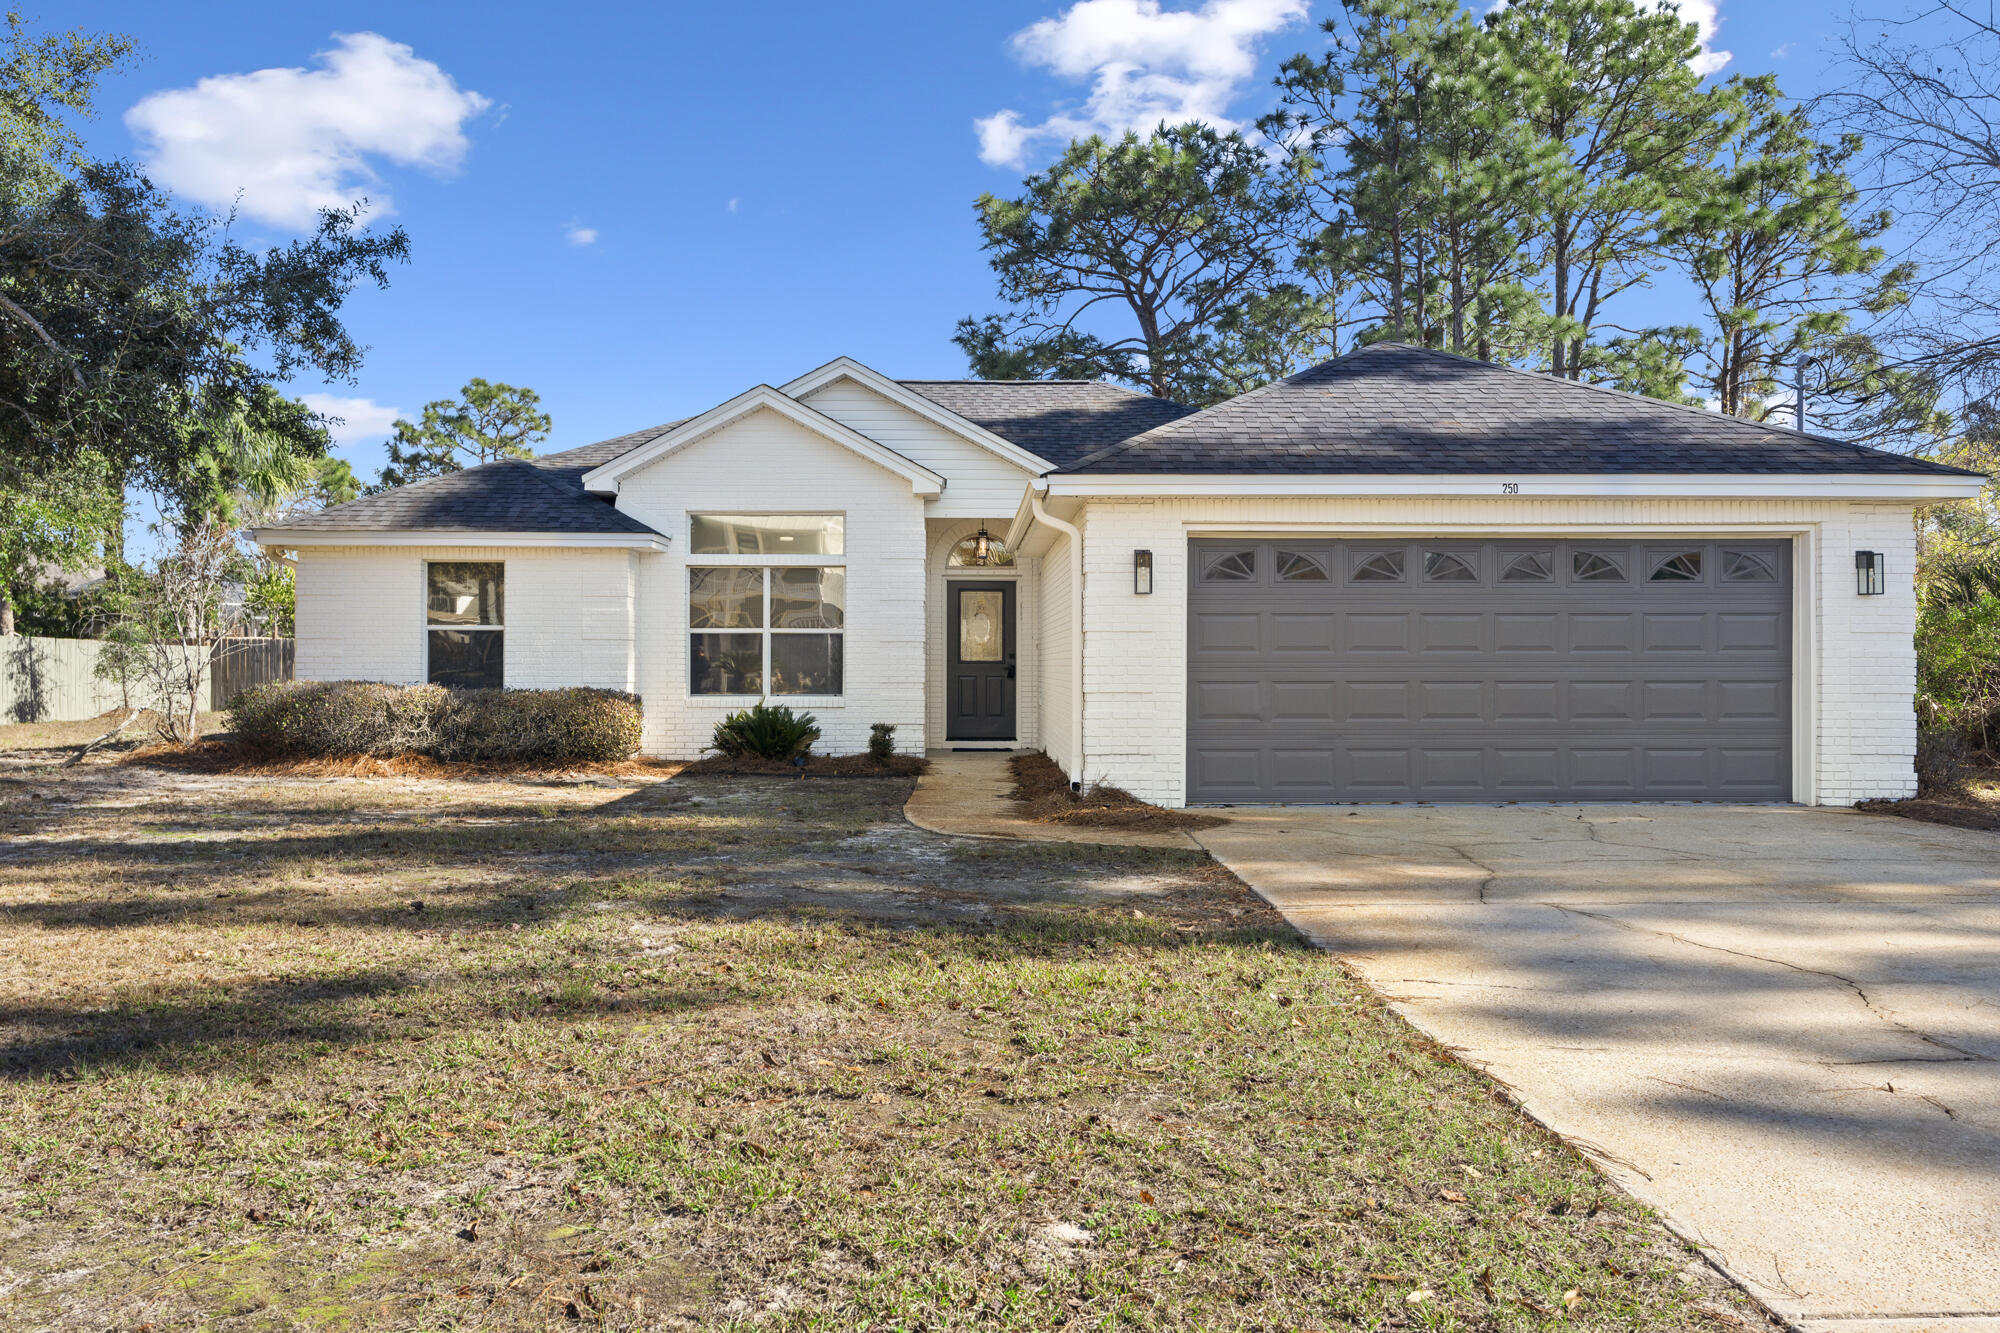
[
  {"xmin": 1134, "ymin": 549, "xmax": 1154, "ymax": 595},
  {"xmin": 971, "ymin": 526, "xmax": 993, "ymax": 565},
  {"xmin": 1855, "ymin": 550, "xmax": 1885, "ymax": 596}
]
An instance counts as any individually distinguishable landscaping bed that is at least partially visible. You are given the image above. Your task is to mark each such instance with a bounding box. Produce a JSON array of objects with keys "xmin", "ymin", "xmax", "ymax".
[
  {"xmin": 1856, "ymin": 778, "xmax": 2000, "ymax": 832},
  {"xmin": 0, "ymin": 755, "xmax": 1772, "ymax": 1331},
  {"xmin": 1008, "ymin": 750, "xmax": 1227, "ymax": 831},
  {"xmin": 677, "ymin": 750, "xmax": 928, "ymax": 778}
]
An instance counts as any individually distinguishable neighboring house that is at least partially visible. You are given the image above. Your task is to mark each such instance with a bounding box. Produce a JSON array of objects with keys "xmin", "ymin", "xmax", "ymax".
[{"xmin": 256, "ymin": 344, "xmax": 1985, "ymax": 807}]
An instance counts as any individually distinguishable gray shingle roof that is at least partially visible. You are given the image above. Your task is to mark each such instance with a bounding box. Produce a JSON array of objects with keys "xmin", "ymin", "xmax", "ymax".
[
  {"xmin": 264, "ymin": 422, "xmax": 685, "ymax": 535},
  {"xmin": 900, "ymin": 380, "xmax": 1195, "ymax": 467},
  {"xmin": 1062, "ymin": 343, "xmax": 1976, "ymax": 476}
]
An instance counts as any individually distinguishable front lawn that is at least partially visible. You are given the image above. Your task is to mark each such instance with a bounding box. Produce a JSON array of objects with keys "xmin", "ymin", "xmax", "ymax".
[{"xmin": 0, "ymin": 759, "xmax": 1768, "ymax": 1331}]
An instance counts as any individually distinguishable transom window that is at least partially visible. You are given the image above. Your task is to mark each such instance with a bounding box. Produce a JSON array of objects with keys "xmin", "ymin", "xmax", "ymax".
[
  {"xmin": 1201, "ymin": 549, "xmax": 1256, "ymax": 582},
  {"xmin": 1501, "ymin": 551, "xmax": 1552, "ymax": 582},
  {"xmin": 1572, "ymin": 550, "xmax": 1627, "ymax": 582},
  {"xmin": 1722, "ymin": 549, "xmax": 1776, "ymax": 582},
  {"xmin": 1351, "ymin": 551, "xmax": 1405, "ymax": 582},
  {"xmin": 426, "ymin": 562, "xmax": 504, "ymax": 689},
  {"xmin": 690, "ymin": 514, "xmax": 844, "ymax": 696},
  {"xmin": 691, "ymin": 513, "xmax": 844, "ymax": 556},
  {"xmin": 1650, "ymin": 550, "xmax": 1703, "ymax": 581},
  {"xmin": 1423, "ymin": 551, "xmax": 1478, "ymax": 582}
]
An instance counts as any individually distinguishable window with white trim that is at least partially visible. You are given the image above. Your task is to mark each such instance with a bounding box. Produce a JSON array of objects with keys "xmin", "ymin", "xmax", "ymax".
[
  {"xmin": 426, "ymin": 562, "xmax": 504, "ymax": 689},
  {"xmin": 689, "ymin": 515, "xmax": 845, "ymax": 696}
]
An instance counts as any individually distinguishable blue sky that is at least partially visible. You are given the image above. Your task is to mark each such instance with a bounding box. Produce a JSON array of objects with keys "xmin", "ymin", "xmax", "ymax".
[{"xmin": 68, "ymin": 0, "xmax": 1875, "ymax": 498}]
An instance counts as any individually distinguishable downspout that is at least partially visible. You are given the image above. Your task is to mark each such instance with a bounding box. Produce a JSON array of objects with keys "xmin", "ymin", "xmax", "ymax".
[{"xmin": 1029, "ymin": 486, "xmax": 1085, "ymax": 783}]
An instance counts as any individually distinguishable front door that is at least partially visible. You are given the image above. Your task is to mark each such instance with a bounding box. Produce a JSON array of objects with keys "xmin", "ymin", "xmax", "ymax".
[{"xmin": 947, "ymin": 582, "xmax": 1016, "ymax": 740}]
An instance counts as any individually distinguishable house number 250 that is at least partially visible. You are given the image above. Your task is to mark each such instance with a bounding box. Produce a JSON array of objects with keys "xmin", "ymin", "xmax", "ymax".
[{"xmin": 1500, "ymin": 482, "xmax": 1520, "ymax": 493}]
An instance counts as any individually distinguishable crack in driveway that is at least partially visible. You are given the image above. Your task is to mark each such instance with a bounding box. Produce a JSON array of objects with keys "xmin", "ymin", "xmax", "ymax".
[{"xmin": 1548, "ymin": 904, "xmax": 1994, "ymax": 1064}]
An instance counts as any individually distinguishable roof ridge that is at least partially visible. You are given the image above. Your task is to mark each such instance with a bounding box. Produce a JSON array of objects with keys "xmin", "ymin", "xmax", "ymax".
[{"xmin": 1059, "ymin": 342, "xmax": 1962, "ymax": 474}]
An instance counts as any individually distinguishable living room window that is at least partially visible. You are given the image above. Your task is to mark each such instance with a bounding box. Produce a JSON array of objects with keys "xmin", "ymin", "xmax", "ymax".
[
  {"xmin": 689, "ymin": 514, "xmax": 844, "ymax": 697},
  {"xmin": 426, "ymin": 562, "xmax": 504, "ymax": 689}
]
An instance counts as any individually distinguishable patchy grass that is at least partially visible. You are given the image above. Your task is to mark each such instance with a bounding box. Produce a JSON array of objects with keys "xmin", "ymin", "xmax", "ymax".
[
  {"xmin": 1008, "ymin": 751, "xmax": 1226, "ymax": 832},
  {"xmin": 0, "ymin": 757, "xmax": 1771, "ymax": 1331}
]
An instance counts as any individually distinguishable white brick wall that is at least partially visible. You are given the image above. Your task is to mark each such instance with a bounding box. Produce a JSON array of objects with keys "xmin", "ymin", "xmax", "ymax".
[
  {"xmin": 614, "ymin": 405, "xmax": 928, "ymax": 758},
  {"xmin": 1062, "ymin": 495, "xmax": 1924, "ymax": 807},
  {"xmin": 295, "ymin": 545, "xmax": 636, "ymax": 690}
]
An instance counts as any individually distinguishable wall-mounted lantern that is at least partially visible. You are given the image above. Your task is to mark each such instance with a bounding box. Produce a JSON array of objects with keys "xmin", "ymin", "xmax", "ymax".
[
  {"xmin": 1134, "ymin": 549, "xmax": 1154, "ymax": 595},
  {"xmin": 971, "ymin": 526, "xmax": 993, "ymax": 566},
  {"xmin": 1855, "ymin": 550, "xmax": 1885, "ymax": 596}
]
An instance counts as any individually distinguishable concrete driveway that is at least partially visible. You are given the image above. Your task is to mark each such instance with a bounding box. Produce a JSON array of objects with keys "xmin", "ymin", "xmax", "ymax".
[{"xmin": 1194, "ymin": 804, "xmax": 2000, "ymax": 1333}]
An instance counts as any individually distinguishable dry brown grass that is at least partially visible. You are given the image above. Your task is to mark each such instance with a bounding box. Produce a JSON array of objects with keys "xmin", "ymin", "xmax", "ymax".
[
  {"xmin": 1007, "ymin": 751, "xmax": 1227, "ymax": 831},
  {"xmin": 0, "ymin": 707, "xmax": 230, "ymax": 753},
  {"xmin": 1857, "ymin": 771, "xmax": 2000, "ymax": 832},
  {"xmin": 0, "ymin": 758, "xmax": 1772, "ymax": 1332}
]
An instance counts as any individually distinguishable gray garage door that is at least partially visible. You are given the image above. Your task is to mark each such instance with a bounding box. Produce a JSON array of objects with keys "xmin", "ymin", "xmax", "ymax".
[{"xmin": 1187, "ymin": 538, "xmax": 1791, "ymax": 803}]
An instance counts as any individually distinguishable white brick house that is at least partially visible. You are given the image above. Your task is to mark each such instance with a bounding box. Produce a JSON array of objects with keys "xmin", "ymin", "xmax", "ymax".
[{"xmin": 258, "ymin": 345, "xmax": 1983, "ymax": 807}]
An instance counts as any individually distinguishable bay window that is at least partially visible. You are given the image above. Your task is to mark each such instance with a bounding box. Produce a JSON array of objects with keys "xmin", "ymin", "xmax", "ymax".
[{"xmin": 690, "ymin": 514, "xmax": 844, "ymax": 696}]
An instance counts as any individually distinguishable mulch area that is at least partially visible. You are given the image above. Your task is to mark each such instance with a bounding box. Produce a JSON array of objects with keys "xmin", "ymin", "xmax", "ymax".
[
  {"xmin": 1855, "ymin": 792, "xmax": 2000, "ymax": 832},
  {"xmin": 676, "ymin": 752, "xmax": 929, "ymax": 778},
  {"xmin": 1006, "ymin": 751, "xmax": 1226, "ymax": 832},
  {"xmin": 120, "ymin": 740, "xmax": 689, "ymax": 782}
]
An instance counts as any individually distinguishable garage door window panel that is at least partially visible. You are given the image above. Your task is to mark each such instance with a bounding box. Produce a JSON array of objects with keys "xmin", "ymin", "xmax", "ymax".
[
  {"xmin": 1649, "ymin": 551, "xmax": 1703, "ymax": 581},
  {"xmin": 1351, "ymin": 550, "xmax": 1405, "ymax": 582},
  {"xmin": 1572, "ymin": 550, "xmax": 1627, "ymax": 582},
  {"xmin": 1275, "ymin": 549, "xmax": 1330, "ymax": 582},
  {"xmin": 1423, "ymin": 551, "xmax": 1479, "ymax": 583},
  {"xmin": 1201, "ymin": 549, "xmax": 1257, "ymax": 583},
  {"xmin": 1502, "ymin": 552, "xmax": 1553, "ymax": 582},
  {"xmin": 1723, "ymin": 550, "xmax": 1777, "ymax": 582}
]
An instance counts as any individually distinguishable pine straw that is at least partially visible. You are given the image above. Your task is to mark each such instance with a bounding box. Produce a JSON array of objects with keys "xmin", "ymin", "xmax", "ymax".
[
  {"xmin": 1008, "ymin": 751, "xmax": 1226, "ymax": 831},
  {"xmin": 677, "ymin": 751, "xmax": 929, "ymax": 778},
  {"xmin": 121, "ymin": 739, "xmax": 687, "ymax": 782},
  {"xmin": 1856, "ymin": 793, "xmax": 2000, "ymax": 832}
]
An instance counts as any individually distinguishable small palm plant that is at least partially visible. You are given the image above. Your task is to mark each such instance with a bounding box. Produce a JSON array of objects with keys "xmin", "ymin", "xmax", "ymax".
[{"xmin": 709, "ymin": 703, "xmax": 821, "ymax": 760}]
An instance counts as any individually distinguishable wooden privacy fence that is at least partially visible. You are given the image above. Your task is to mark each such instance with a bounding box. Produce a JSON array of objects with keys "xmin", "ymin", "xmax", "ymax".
[
  {"xmin": 0, "ymin": 635, "xmax": 294, "ymax": 724},
  {"xmin": 208, "ymin": 638, "xmax": 295, "ymax": 711}
]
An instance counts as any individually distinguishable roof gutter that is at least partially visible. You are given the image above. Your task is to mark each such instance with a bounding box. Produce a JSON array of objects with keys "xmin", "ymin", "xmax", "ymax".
[
  {"xmin": 1040, "ymin": 473, "xmax": 1988, "ymax": 500},
  {"xmin": 251, "ymin": 529, "xmax": 671, "ymax": 551},
  {"xmin": 1028, "ymin": 485, "xmax": 1086, "ymax": 785}
]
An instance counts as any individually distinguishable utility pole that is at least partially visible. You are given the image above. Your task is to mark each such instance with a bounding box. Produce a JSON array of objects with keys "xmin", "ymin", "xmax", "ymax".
[{"xmin": 1795, "ymin": 354, "xmax": 1809, "ymax": 434}]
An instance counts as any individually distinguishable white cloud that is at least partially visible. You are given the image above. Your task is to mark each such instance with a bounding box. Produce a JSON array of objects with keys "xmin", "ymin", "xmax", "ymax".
[
  {"xmin": 565, "ymin": 223, "xmax": 598, "ymax": 246},
  {"xmin": 726, "ymin": 197, "xmax": 739, "ymax": 213},
  {"xmin": 975, "ymin": 0, "xmax": 1309, "ymax": 168},
  {"xmin": 1659, "ymin": 0, "xmax": 1731, "ymax": 75},
  {"xmin": 1771, "ymin": 41, "xmax": 1794, "ymax": 59},
  {"xmin": 125, "ymin": 32, "xmax": 491, "ymax": 229},
  {"xmin": 300, "ymin": 393, "xmax": 402, "ymax": 446}
]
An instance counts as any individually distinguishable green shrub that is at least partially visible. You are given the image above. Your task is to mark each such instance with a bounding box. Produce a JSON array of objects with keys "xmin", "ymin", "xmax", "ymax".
[
  {"xmin": 1916, "ymin": 589, "xmax": 2000, "ymax": 756},
  {"xmin": 228, "ymin": 681, "xmax": 640, "ymax": 763},
  {"xmin": 868, "ymin": 722, "xmax": 896, "ymax": 762},
  {"xmin": 710, "ymin": 703, "xmax": 820, "ymax": 760}
]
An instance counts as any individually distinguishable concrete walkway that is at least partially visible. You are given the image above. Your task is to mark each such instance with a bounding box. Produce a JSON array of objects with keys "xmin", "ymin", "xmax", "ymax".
[
  {"xmin": 1193, "ymin": 804, "xmax": 2000, "ymax": 1333},
  {"xmin": 904, "ymin": 751, "xmax": 1203, "ymax": 849}
]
